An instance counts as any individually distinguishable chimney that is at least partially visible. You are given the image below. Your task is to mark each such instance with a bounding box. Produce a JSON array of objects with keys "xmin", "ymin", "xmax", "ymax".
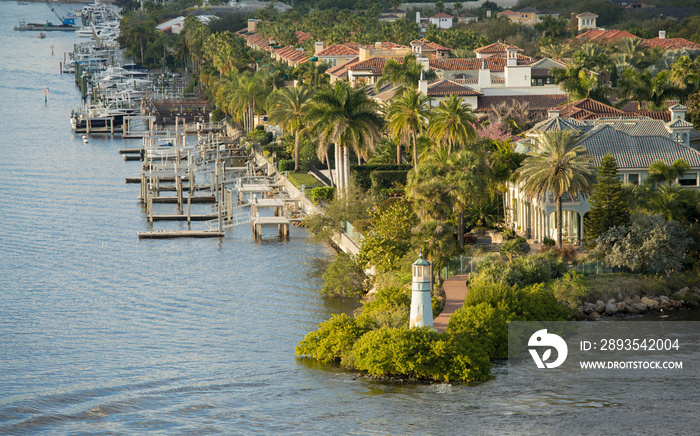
[
  {"xmin": 548, "ymin": 109, "xmax": 560, "ymax": 119},
  {"xmin": 506, "ymin": 47, "xmax": 517, "ymax": 67},
  {"xmin": 314, "ymin": 41, "xmax": 324, "ymax": 54},
  {"xmin": 417, "ymin": 56, "xmax": 429, "ymax": 71},
  {"xmin": 247, "ymin": 19, "xmax": 259, "ymax": 33},
  {"xmin": 418, "ymin": 71, "xmax": 428, "ymax": 95},
  {"xmin": 659, "ymin": 30, "xmax": 666, "ymax": 39},
  {"xmin": 478, "ymin": 60, "xmax": 491, "ymax": 89},
  {"xmin": 375, "ymin": 42, "xmax": 382, "ymax": 47},
  {"xmin": 486, "ymin": 10, "xmax": 491, "ymax": 18},
  {"xmin": 416, "ymin": 11, "xmax": 421, "ymax": 24}
]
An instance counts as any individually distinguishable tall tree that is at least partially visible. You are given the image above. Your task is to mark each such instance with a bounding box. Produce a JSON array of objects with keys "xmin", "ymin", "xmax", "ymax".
[
  {"xmin": 307, "ymin": 82, "xmax": 384, "ymax": 194},
  {"xmin": 518, "ymin": 130, "xmax": 595, "ymax": 247},
  {"xmin": 427, "ymin": 95, "xmax": 477, "ymax": 155},
  {"xmin": 584, "ymin": 154, "xmax": 630, "ymax": 244},
  {"xmin": 267, "ymin": 85, "xmax": 314, "ymax": 172},
  {"xmin": 617, "ymin": 68, "xmax": 683, "ymax": 110},
  {"xmin": 375, "ymin": 53, "xmax": 435, "ymax": 93},
  {"xmin": 386, "ymin": 89, "xmax": 430, "ymax": 166}
]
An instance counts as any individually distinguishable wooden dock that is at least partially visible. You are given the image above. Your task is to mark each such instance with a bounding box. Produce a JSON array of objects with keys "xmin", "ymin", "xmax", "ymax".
[
  {"xmin": 151, "ymin": 214, "xmax": 218, "ymax": 221},
  {"xmin": 138, "ymin": 230, "xmax": 225, "ymax": 239}
]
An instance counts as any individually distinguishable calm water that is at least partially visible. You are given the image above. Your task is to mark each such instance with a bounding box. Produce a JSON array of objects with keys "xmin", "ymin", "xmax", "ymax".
[{"xmin": 1, "ymin": 3, "xmax": 699, "ymax": 435}]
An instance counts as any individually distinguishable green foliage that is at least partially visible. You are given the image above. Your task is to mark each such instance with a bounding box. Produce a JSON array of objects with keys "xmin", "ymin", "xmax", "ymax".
[
  {"xmin": 688, "ymin": 92, "xmax": 700, "ymax": 131},
  {"xmin": 584, "ymin": 154, "xmax": 631, "ymax": 243},
  {"xmin": 352, "ymin": 327, "xmax": 493, "ymax": 382},
  {"xmin": 448, "ymin": 279, "xmax": 568, "ymax": 358},
  {"xmin": 475, "ymin": 251, "xmax": 567, "ymax": 287},
  {"xmin": 278, "ymin": 159, "xmax": 295, "ymax": 172},
  {"xmin": 250, "ymin": 130, "xmax": 275, "ymax": 147},
  {"xmin": 550, "ymin": 271, "xmax": 589, "ymax": 308},
  {"xmin": 288, "ymin": 172, "xmax": 321, "ymax": 189},
  {"xmin": 542, "ymin": 237, "xmax": 556, "ymax": 248},
  {"xmin": 295, "ymin": 313, "xmax": 370, "ymax": 365},
  {"xmin": 357, "ymin": 199, "xmax": 418, "ymax": 273},
  {"xmin": 370, "ymin": 170, "xmax": 408, "ymax": 197},
  {"xmin": 593, "ymin": 214, "xmax": 693, "ymax": 275},
  {"xmin": 210, "ymin": 107, "xmax": 225, "ymax": 122},
  {"xmin": 310, "ymin": 186, "xmax": 335, "ymax": 204},
  {"xmin": 359, "ymin": 286, "xmax": 411, "ymax": 328},
  {"xmin": 321, "ymin": 252, "xmax": 365, "ymax": 297},
  {"xmin": 500, "ymin": 239, "xmax": 527, "ymax": 261},
  {"xmin": 352, "ymin": 164, "xmax": 413, "ymax": 191},
  {"xmin": 304, "ymin": 182, "xmax": 373, "ymax": 241}
]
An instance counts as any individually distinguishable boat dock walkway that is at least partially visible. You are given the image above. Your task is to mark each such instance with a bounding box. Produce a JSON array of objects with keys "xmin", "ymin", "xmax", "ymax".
[{"xmin": 433, "ymin": 274, "xmax": 470, "ymax": 333}]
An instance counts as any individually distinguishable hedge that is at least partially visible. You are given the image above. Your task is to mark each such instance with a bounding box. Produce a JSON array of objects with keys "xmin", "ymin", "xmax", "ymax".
[
  {"xmin": 370, "ymin": 170, "xmax": 409, "ymax": 197},
  {"xmin": 351, "ymin": 164, "xmax": 413, "ymax": 191},
  {"xmin": 278, "ymin": 159, "xmax": 295, "ymax": 172},
  {"xmin": 311, "ymin": 186, "xmax": 335, "ymax": 204}
]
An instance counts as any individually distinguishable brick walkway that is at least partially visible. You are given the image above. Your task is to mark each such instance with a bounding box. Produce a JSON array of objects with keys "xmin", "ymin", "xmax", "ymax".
[{"xmin": 433, "ymin": 274, "xmax": 470, "ymax": 332}]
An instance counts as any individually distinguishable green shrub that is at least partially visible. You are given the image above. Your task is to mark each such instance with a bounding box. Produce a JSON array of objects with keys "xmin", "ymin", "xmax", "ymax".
[
  {"xmin": 352, "ymin": 327, "xmax": 493, "ymax": 382},
  {"xmin": 503, "ymin": 228, "xmax": 517, "ymax": 240},
  {"xmin": 321, "ymin": 252, "xmax": 366, "ymax": 298},
  {"xmin": 551, "ymin": 271, "xmax": 589, "ymax": 308},
  {"xmin": 370, "ymin": 170, "xmax": 409, "ymax": 197},
  {"xmin": 310, "ymin": 186, "xmax": 335, "ymax": 204},
  {"xmin": 278, "ymin": 159, "xmax": 295, "ymax": 172},
  {"xmin": 500, "ymin": 239, "xmax": 526, "ymax": 260},
  {"xmin": 476, "ymin": 251, "xmax": 566, "ymax": 287},
  {"xmin": 352, "ymin": 164, "xmax": 413, "ymax": 191},
  {"xmin": 542, "ymin": 237, "xmax": 555, "ymax": 247},
  {"xmin": 211, "ymin": 107, "xmax": 225, "ymax": 122},
  {"xmin": 449, "ymin": 279, "xmax": 569, "ymax": 358},
  {"xmin": 262, "ymin": 143, "xmax": 290, "ymax": 159},
  {"xmin": 295, "ymin": 314, "xmax": 370, "ymax": 365}
]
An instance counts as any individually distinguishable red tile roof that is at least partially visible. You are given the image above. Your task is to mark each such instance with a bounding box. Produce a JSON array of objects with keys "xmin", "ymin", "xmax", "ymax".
[
  {"xmin": 555, "ymin": 98, "xmax": 625, "ymax": 119},
  {"xmin": 347, "ymin": 57, "xmax": 388, "ymax": 74},
  {"xmin": 575, "ymin": 29, "xmax": 640, "ymax": 44},
  {"xmin": 431, "ymin": 12, "xmax": 454, "ymax": 18},
  {"xmin": 497, "ymin": 10, "xmax": 519, "ymax": 16},
  {"xmin": 473, "ymin": 42, "xmax": 523, "ymax": 54},
  {"xmin": 326, "ymin": 56, "xmax": 359, "ymax": 78},
  {"xmin": 295, "ymin": 31, "xmax": 313, "ymax": 44},
  {"xmin": 427, "ymin": 79, "xmax": 482, "ymax": 96},
  {"xmin": 315, "ymin": 43, "xmax": 361, "ymax": 57},
  {"xmin": 429, "ymin": 54, "xmax": 532, "ymax": 72},
  {"xmin": 410, "ymin": 38, "xmax": 450, "ymax": 52},
  {"xmin": 642, "ymin": 37, "xmax": 700, "ymax": 50}
]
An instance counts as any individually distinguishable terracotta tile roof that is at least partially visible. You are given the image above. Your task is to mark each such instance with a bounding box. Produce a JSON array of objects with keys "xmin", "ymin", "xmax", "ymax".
[
  {"xmin": 627, "ymin": 110, "xmax": 671, "ymax": 122},
  {"xmin": 410, "ymin": 38, "xmax": 450, "ymax": 52},
  {"xmin": 575, "ymin": 29, "xmax": 640, "ymax": 44},
  {"xmin": 326, "ymin": 56, "xmax": 359, "ymax": 78},
  {"xmin": 473, "ymin": 42, "xmax": 523, "ymax": 54},
  {"xmin": 315, "ymin": 43, "xmax": 361, "ymax": 57},
  {"xmin": 427, "ymin": 79, "xmax": 482, "ymax": 97},
  {"xmin": 497, "ymin": 10, "xmax": 519, "ymax": 16},
  {"xmin": 429, "ymin": 55, "xmax": 532, "ymax": 72},
  {"xmin": 295, "ymin": 31, "xmax": 313, "ymax": 44},
  {"xmin": 577, "ymin": 12, "xmax": 598, "ymax": 18},
  {"xmin": 642, "ymin": 37, "xmax": 700, "ymax": 50},
  {"xmin": 347, "ymin": 57, "xmax": 388, "ymax": 74},
  {"xmin": 431, "ymin": 12, "xmax": 453, "ymax": 18},
  {"xmin": 480, "ymin": 95, "xmax": 568, "ymax": 112},
  {"xmin": 555, "ymin": 98, "xmax": 625, "ymax": 119}
]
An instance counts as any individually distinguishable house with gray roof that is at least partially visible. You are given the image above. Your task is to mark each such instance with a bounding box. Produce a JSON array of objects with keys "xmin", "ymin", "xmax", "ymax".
[{"xmin": 506, "ymin": 106, "xmax": 700, "ymax": 245}]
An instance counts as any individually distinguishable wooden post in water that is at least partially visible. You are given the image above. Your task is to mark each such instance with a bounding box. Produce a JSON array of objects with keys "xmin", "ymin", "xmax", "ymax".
[
  {"xmin": 147, "ymin": 186, "xmax": 153, "ymax": 223},
  {"xmin": 110, "ymin": 118, "xmax": 114, "ymax": 137},
  {"xmin": 176, "ymin": 176, "xmax": 183, "ymax": 214},
  {"xmin": 227, "ymin": 189, "xmax": 233, "ymax": 221}
]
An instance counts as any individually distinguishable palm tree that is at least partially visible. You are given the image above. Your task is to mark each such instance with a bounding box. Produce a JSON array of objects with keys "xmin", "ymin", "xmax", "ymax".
[
  {"xmin": 540, "ymin": 43, "xmax": 574, "ymax": 60},
  {"xmin": 231, "ymin": 72, "xmax": 268, "ymax": 133},
  {"xmin": 306, "ymin": 82, "xmax": 384, "ymax": 194},
  {"xmin": 518, "ymin": 130, "xmax": 595, "ymax": 247},
  {"xmin": 386, "ymin": 89, "xmax": 430, "ymax": 166},
  {"xmin": 267, "ymin": 85, "xmax": 314, "ymax": 172},
  {"xmin": 552, "ymin": 65, "xmax": 611, "ymax": 104},
  {"xmin": 447, "ymin": 150, "xmax": 489, "ymax": 248},
  {"xmin": 617, "ymin": 68, "xmax": 683, "ymax": 110},
  {"xmin": 427, "ymin": 95, "xmax": 477, "ymax": 155},
  {"xmin": 374, "ymin": 53, "xmax": 435, "ymax": 93}
]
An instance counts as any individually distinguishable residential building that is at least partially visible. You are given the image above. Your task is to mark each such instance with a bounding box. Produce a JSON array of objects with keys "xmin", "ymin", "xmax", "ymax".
[
  {"xmin": 428, "ymin": 12, "xmax": 454, "ymax": 29},
  {"xmin": 505, "ymin": 106, "xmax": 700, "ymax": 244},
  {"xmin": 497, "ymin": 8, "xmax": 559, "ymax": 26},
  {"xmin": 576, "ymin": 12, "xmax": 598, "ymax": 32}
]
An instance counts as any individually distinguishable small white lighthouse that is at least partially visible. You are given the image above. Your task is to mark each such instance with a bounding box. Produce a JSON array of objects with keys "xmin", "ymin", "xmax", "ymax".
[{"xmin": 409, "ymin": 253, "xmax": 433, "ymax": 329}]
